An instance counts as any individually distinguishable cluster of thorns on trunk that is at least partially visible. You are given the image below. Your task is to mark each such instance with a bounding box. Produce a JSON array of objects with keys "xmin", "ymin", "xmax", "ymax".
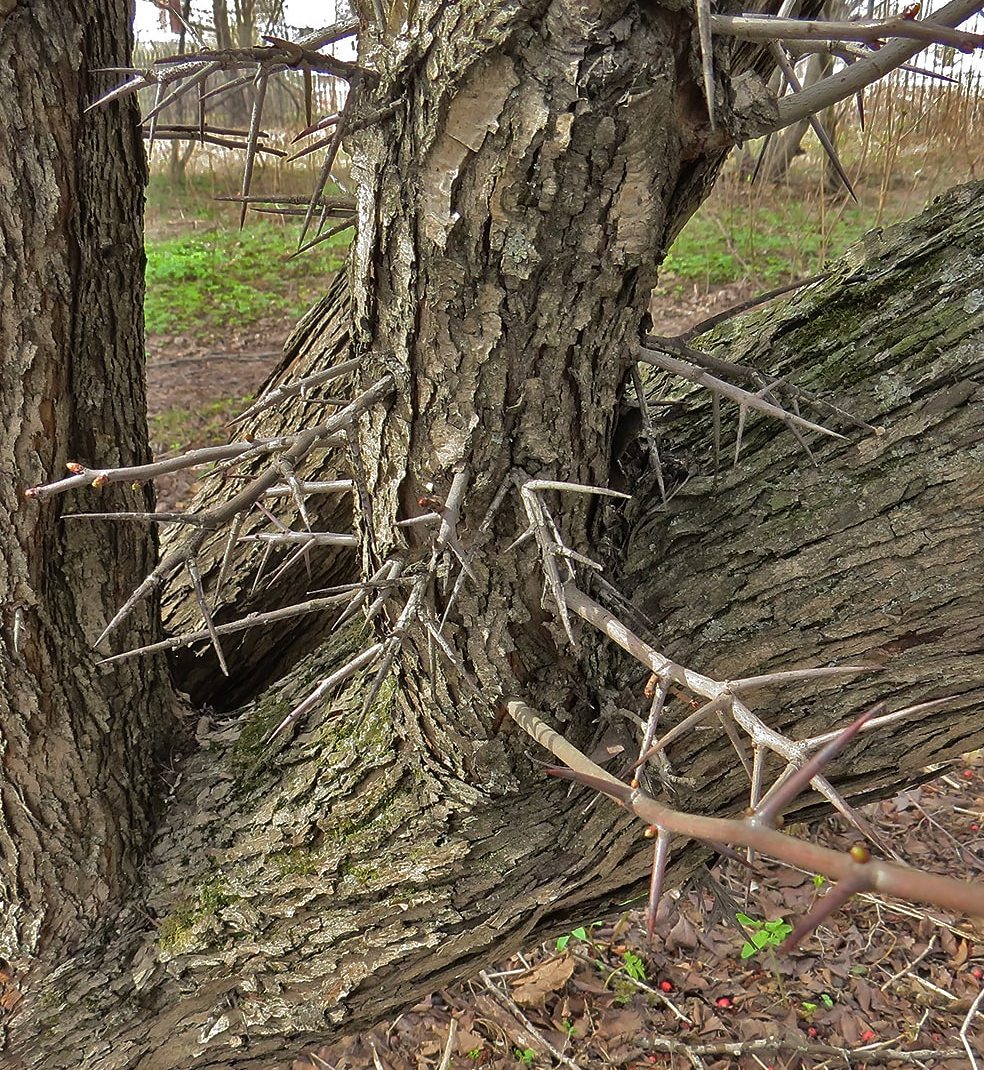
[{"xmin": 22, "ymin": 0, "xmax": 984, "ymax": 1023}]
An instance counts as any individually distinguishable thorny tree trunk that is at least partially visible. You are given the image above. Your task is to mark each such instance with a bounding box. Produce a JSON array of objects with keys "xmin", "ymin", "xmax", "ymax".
[
  {"xmin": 2, "ymin": 2, "xmax": 983, "ymax": 1069},
  {"xmin": 38, "ymin": 182, "xmax": 982, "ymax": 1070}
]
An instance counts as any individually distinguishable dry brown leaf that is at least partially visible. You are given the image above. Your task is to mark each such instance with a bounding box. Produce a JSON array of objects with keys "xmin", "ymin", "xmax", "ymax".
[
  {"xmin": 666, "ymin": 913, "xmax": 698, "ymax": 951},
  {"xmin": 510, "ymin": 953, "xmax": 575, "ymax": 1007}
]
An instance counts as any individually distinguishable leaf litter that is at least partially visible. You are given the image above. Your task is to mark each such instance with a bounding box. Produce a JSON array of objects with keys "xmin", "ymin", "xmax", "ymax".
[{"xmin": 298, "ymin": 754, "xmax": 984, "ymax": 1070}]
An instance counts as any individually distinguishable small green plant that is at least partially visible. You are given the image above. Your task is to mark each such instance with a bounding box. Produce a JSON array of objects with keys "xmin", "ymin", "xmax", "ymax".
[
  {"xmin": 514, "ymin": 1047, "xmax": 536, "ymax": 1067},
  {"xmin": 555, "ymin": 922, "xmax": 600, "ymax": 951},
  {"xmin": 812, "ymin": 873, "xmax": 826, "ymax": 889},
  {"xmin": 467, "ymin": 1048, "xmax": 483, "ymax": 1061},
  {"xmin": 736, "ymin": 913, "xmax": 793, "ymax": 959},
  {"xmin": 562, "ymin": 1019, "xmax": 576, "ymax": 1039},
  {"xmin": 801, "ymin": 993, "xmax": 835, "ymax": 1017},
  {"xmin": 622, "ymin": 950, "xmax": 647, "ymax": 982}
]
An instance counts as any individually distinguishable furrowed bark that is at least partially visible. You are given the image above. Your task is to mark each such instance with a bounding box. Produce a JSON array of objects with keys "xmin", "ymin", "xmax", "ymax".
[
  {"xmin": 617, "ymin": 182, "xmax": 984, "ymax": 790},
  {"xmin": 0, "ymin": 0, "xmax": 177, "ymax": 1055},
  {"xmin": 4, "ymin": 0, "xmax": 983, "ymax": 1065}
]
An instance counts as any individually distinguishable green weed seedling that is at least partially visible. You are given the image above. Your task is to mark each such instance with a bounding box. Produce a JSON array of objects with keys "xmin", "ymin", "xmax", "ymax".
[
  {"xmin": 555, "ymin": 921, "xmax": 601, "ymax": 951},
  {"xmin": 801, "ymin": 992, "xmax": 835, "ymax": 1014},
  {"xmin": 514, "ymin": 1047, "xmax": 536, "ymax": 1067},
  {"xmin": 736, "ymin": 913, "xmax": 793, "ymax": 959},
  {"xmin": 622, "ymin": 950, "xmax": 647, "ymax": 982}
]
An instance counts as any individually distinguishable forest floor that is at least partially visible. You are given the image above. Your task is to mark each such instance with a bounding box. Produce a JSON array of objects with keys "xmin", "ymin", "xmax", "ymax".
[
  {"xmin": 142, "ymin": 161, "xmax": 984, "ymax": 1068},
  {"xmin": 300, "ymin": 754, "xmax": 984, "ymax": 1070}
]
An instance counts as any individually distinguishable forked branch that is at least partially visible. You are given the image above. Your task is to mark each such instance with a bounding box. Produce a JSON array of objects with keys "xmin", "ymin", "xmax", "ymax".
[{"xmin": 506, "ymin": 701, "xmax": 984, "ymax": 927}]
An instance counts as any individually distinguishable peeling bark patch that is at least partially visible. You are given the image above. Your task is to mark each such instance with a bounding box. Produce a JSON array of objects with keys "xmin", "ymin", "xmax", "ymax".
[{"xmin": 421, "ymin": 57, "xmax": 518, "ymax": 248}]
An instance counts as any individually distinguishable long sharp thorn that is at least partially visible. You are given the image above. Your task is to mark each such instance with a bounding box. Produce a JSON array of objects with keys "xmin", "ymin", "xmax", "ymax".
[
  {"xmin": 250, "ymin": 542, "xmax": 273, "ymax": 595},
  {"xmin": 631, "ymin": 364, "xmax": 667, "ymax": 504},
  {"xmin": 711, "ymin": 392, "xmax": 721, "ymax": 478},
  {"xmin": 696, "ymin": 0, "xmax": 716, "ymax": 130},
  {"xmin": 362, "ymin": 639, "xmax": 400, "ymax": 715},
  {"xmin": 241, "ymin": 71, "xmax": 269, "ymax": 230},
  {"xmin": 545, "ymin": 766, "xmax": 634, "ymax": 805},
  {"xmin": 147, "ymin": 81, "xmax": 165, "ymax": 156},
  {"xmin": 628, "ymin": 694, "xmax": 731, "ymax": 777},
  {"xmin": 728, "ymin": 665, "xmax": 871, "ymax": 691},
  {"xmin": 299, "ymin": 83, "xmax": 359, "ymax": 249},
  {"xmin": 719, "ymin": 711, "xmax": 753, "ymax": 779},
  {"xmin": 768, "ymin": 42, "xmax": 857, "ymax": 203},
  {"xmin": 754, "ymin": 704, "xmax": 883, "ymax": 827},
  {"xmin": 638, "ymin": 676, "xmax": 671, "ymax": 767},
  {"xmin": 782, "ymin": 875, "xmax": 865, "ymax": 952},
  {"xmin": 96, "ymin": 556, "xmax": 180, "ymax": 647},
  {"xmin": 802, "ymin": 697, "xmax": 956, "ymax": 749},
  {"xmin": 733, "ymin": 404, "xmax": 747, "ymax": 466},
  {"xmin": 285, "ymin": 217, "xmax": 356, "ymax": 259},
  {"xmin": 639, "ymin": 347, "xmax": 847, "ymax": 440},
  {"xmin": 505, "ymin": 526, "xmax": 535, "ymax": 553},
  {"xmin": 213, "ymin": 513, "xmax": 245, "ymax": 610},
  {"xmin": 856, "ymin": 90, "xmax": 865, "ymax": 130},
  {"xmin": 266, "ymin": 642, "xmax": 385, "ymax": 743},
  {"xmin": 646, "ymin": 828, "xmax": 672, "ymax": 942},
  {"xmin": 143, "ymin": 62, "xmax": 220, "ymax": 125},
  {"xmin": 86, "ymin": 74, "xmax": 148, "ymax": 112},
  {"xmin": 547, "ymin": 553, "xmax": 577, "ymax": 647},
  {"xmin": 187, "ymin": 558, "xmax": 228, "ymax": 677}
]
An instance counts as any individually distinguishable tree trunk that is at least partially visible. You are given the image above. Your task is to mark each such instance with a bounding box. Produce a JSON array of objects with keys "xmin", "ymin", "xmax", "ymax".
[
  {"xmin": 0, "ymin": 0, "xmax": 177, "ymax": 1056},
  {"xmin": 22, "ymin": 187, "xmax": 981, "ymax": 1070},
  {"xmin": 3, "ymin": 0, "xmax": 983, "ymax": 1066}
]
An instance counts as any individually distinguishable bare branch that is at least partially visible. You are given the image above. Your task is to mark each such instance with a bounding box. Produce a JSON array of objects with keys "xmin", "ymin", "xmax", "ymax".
[
  {"xmin": 767, "ymin": 41, "xmax": 857, "ymax": 201},
  {"xmin": 710, "ymin": 12, "xmax": 984, "ymax": 50},
  {"xmin": 637, "ymin": 342, "xmax": 846, "ymax": 440},
  {"xmin": 763, "ymin": 0, "xmax": 984, "ymax": 135},
  {"xmin": 506, "ymin": 700, "xmax": 984, "ymax": 919}
]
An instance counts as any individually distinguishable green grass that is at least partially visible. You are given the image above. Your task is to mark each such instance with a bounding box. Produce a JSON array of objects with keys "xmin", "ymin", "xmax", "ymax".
[
  {"xmin": 149, "ymin": 394, "xmax": 252, "ymax": 453},
  {"xmin": 144, "ymin": 221, "xmax": 349, "ymax": 336},
  {"xmin": 659, "ymin": 190, "xmax": 874, "ymax": 291}
]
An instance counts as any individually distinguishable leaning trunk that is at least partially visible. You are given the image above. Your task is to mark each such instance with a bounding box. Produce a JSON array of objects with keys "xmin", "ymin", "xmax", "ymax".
[{"xmin": 18, "ymin": 186, "xmax": 982, "ymax": 1069}]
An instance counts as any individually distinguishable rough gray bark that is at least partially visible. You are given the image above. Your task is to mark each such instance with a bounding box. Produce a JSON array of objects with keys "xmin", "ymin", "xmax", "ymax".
[{"xmin": 2, "ymin": 1, "xmax": 983, "ymax": 1068}]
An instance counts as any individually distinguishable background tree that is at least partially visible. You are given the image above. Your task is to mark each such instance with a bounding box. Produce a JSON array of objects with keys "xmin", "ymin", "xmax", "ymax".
[{"xmin": 2, "ymin": 1, "xmax": 983, "ymax": 1068}]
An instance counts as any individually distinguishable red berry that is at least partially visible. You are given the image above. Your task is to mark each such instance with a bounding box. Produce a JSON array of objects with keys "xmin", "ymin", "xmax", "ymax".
[
  {"xmin": 971, "ymin": 967, "xmax": 983, "ymax": 980},
  {"xmin": 806, "ymin": 1026, "xmax": 819, "ymax": 1038},
  {"xmin": 860, "ymin": 1030, "xmax": 876, "ymax": 1043},
  {"xmin": 659, "ymin": 980, "xmax": 673, "ymax": 992},
  {"xmin": 715, "ymin": 996, "xmax": 733, "ymax": 1008},
  {"xmin": 963, "ymin": 769, "xmax": 975, "ymax": 779},
  {"xmin": 971, "ymin": 824, "xmax": 980, "ymax": 832}
]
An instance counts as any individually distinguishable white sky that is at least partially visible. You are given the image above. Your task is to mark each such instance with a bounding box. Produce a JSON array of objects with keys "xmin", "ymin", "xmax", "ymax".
[{"xmin": 133, "ymin": 1, "xmax": 339, "ymax": 40}]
